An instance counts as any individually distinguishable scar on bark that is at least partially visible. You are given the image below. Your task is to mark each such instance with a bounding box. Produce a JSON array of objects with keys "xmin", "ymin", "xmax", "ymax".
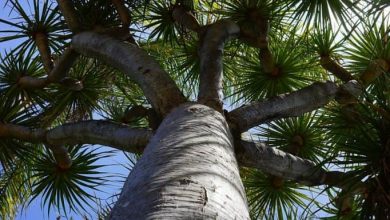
[
  {"xmin": 179, "ymin": 179, "xmax": 193, "ymax": 185},
  {"xmin": 201, "ymin": 186, "xmax": 208, "ymax": 206}
]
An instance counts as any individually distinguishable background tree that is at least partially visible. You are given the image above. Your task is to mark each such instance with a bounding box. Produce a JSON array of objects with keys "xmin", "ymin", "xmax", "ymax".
[{"xmin": 0, "ymin": 0, "xmax": 389, "ymax": 219}]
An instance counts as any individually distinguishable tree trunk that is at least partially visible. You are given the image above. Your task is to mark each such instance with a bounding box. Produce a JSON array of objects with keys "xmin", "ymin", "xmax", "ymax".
[{"xmin": 110, "ymin": 103, "xmax": 249, "ymax": 219}]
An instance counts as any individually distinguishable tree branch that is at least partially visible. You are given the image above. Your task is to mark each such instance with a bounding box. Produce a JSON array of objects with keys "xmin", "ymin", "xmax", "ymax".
[
  {"xmin": 72, "ymin": 32, "xmax": 186, "ymax": 116},
  {"xmin": 198, "ymin": 20, "xmax": 240, "ymax": 111},
  {"xmin": 0, "ymin": 123, "xmax": 45, "ymax": 142},
  {"xmin": 320, "ymin": 56, "xmax": 354, "ymax": 82},
  {"xmin": 56, "ymin": 0, "xmax": 81, "ymax": 32},
  {"xmin": 48, "ymin": 48, "xmax": 79, "ymax": 82},
  {"xmin": 17, "ymin": 48, "xmax": 79, "ymax": 90},
  {"xmin": 45, "ymin": 144, "xmax": 73, "ymax": 169},
  {"xmin": 237, "ymin": 139, "xmax": 325, "ymax": 185},
  {"xmin": 237, "ymin": 139, "xmax": 362, "ymax": 189},
  {"xmin": 172, "ymin": 5, "xmax": 201, "ymax": 33},
  {"xmin": 35, "ymin": 32, "xmax": 53, "ymax": 73},
  {"xmin": 112, "ymin": 0, "xmax": 131, "ymax": 28},
  {"xmin": 47, "ymin": 120, "xmax": 152, "ymax": 153},
  {"xmin": 234, "ymin": 9, "xmax": 276, "ymax": 74},
  {"xmin": 229, "ymin": 81, "xmax": 340, "ymax": 132},
  {"xmin": 0, "ymin": 120, "xmax": 152, "ymax": 154},
  {"xmin": 360, "ymin": 58, "xmax": 389, "ymax": 85}
]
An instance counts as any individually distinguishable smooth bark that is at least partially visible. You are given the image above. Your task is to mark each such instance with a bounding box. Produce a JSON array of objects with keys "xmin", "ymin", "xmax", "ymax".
[
  {"xmin": 229, "ymin": 81, "xmax": 339, "ymax": 132},
  {"xmin": 0, "ymin": 120, "xmax": 152, "ymax": 154},
  {"xmin": 72, "ymin": 32, "xmax": 187, "ymax": 116},
  {"xmin": 46, "ymin": 120, "xmax": 152, "ymax": 153},
  {"xmin": 237, "ymin": 138, "xmax": 366, "ymax": 190},
  {"xmin": 110, "ymin": 104, "xmax": 250, "ymax": 219},
  {"xmin": 198, "ymin": 20, "xmax": 240, "ymax": 111},
  {"xmin": 0, "ymin": 123, "xmax": 45, "ymax": 142},
  {"xmin": 237, "ymin": 139, "xmax": 326, "ymax": 186}
]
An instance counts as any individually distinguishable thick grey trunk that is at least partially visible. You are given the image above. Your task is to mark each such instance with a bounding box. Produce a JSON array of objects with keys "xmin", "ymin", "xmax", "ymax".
[{"xmin": 110, "ymin": 103, "xmax": 249, "ymax": 219}]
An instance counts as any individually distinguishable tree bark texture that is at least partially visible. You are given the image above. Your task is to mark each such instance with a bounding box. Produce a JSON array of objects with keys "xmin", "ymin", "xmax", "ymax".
[
  {"xmin": 198, "ymin": 20, "xmax": 240, "ymax": 111},
  {"xmin": 229, "ymin": 81, "xmax": 338, "ymax": 132},
  {"xmin": 0, "ymin": 121, "xmax": 152, "ymax": 154},
  {"xmin": 110, "ymin": 103, "xmax": 250, "ymax": 219},
  {"xmin": 72, "ymin": 32, "xmax": 187, "ymax": 116},
  {"xmin": 237, "ymin": 139, "xmax": 326, "ymax": 186}
]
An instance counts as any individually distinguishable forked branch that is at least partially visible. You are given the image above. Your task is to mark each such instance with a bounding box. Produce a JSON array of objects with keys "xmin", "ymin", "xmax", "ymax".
[
  {"xmin": 17, "ymin": 48, "xmax": 79, "ymax": 89},
  {"xmin": 198, "ymin": 20, "xmax": 240, "ymax": 111}
]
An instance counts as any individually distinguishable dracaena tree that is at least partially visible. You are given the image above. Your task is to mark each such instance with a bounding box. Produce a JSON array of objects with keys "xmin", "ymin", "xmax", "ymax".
[{"xmin": 0, "ymin": 0, "xmax": 389, "ymax": 219}]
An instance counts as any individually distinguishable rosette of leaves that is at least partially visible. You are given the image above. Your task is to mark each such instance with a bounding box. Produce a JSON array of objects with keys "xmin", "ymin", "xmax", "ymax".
[
  {"xmin": 234, "ymin": 29, "xmax": 319, "ymax": 101},
  {"xmin": 0, "ymin": 96, "xmax": 40, "ymax": 169},
  {"xmin": 242, "ymin": 168, "xmax": 310, "ymax": 220},
  {"xmin": 287, "ymin": 0, "xmax": 360, "ymax": 28},
  {"xmin": 0, "ymin": 50, "xmax": 49, "ymax": 109},
  {"xmin": 136, "ymin": 0, "xmax": 179, "ymax": 43},
  {"xmin": 73, "ymin": 0, "xmax": 121, "ymax": 31},
  {"xmin": 218, "ymin": 0, "xmax": 288, "ymax": 35},
  {"xmin": 257, "ymin": 112, "xmax": 326, "ymax": 163},
  {"xmin": 310, "ymin": 24, "xmax": 345, "ymax": 64},
  {"xmin": 319, "ymin": 188, "xmax": 362, "ymax": 219},
  {"xmin": 0, "ymin": 97, "xmax": 40, "ymax": 219},
  {"xmin": 325, "ymin": 97, "xmax": 390, "ymax": 217},
  {"xmin": 0, "ymin": 0, "xmax": 68, "ymax": 54},
  {"xmin": 345, "ymin": 18, "xmax": 390, "ymax": 85},
  {"xmin": 30, "ymin": 145, "xmax": 111, "ymax": 215},
  {"xmin": 42, "ymin": 56, "xmax": 112, "ymax": 123}
]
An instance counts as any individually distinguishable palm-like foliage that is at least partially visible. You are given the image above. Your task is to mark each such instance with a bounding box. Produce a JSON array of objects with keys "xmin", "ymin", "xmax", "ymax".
[
  {"xmin": 0, "ymin": 161, "xmax": 32, "ymax": 219},
  {"xmin": 0, "ymin": 0, "xmax": 68, "ymax": 53},
  {"xmin": 73, "ymin": 0, "xmax": 121, "ymax": 30},
  {"xmin": 345, "ymin": 18, "xmax": 390, "ymax": 76},
  {"xmin": 311, "ymin": 24, "xmax": 344, "ymax": 58},
  {"xmin": 0, "ymin": 0, "xmax": 389, "ymax": 219},
  {"xmin": 30, "ymin": 145, "xmax": 111, "ymax": 214},
  {"xmin": 139, "ymin": 0, "xmax": 178, "ymax": 43},
  {"xmin": 0, "ymin": 49, "xmax": 48, "ymax": 108},
  {"xmin": 0, "ymin": 96, "xmax": 38, "ymax": 169},
  {"xmin": 42, "ymin": 56, "xmax": 113, "ymax": 123},
  {"xmin": 257, "ymin": 112, "xmax": 326, "ymax": 163},
  {"xmin": 287, "ymin": 0, "xmax": 361, "ymax": 28},
  {"xmin": 234, "ymin": 29, "xmax": 320, "ymax": 101},
  {"xmin": 242, "ymin": 168, "xmax": 310, "ymax": 220}
]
